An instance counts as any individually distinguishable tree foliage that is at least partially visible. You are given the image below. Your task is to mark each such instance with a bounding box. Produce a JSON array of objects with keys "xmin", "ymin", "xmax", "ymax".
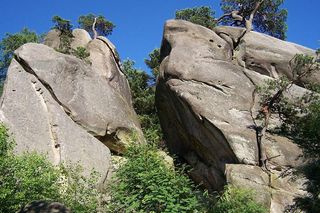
[
  {"xmin": 78, "ymin": 14, "xmax": 115, "ymax": 38},
  {"xmin": 0, "ymin": 124, "xmax": 104, "ymax": 212},
  {"xmin": 52, "ymin": 16, "xmax": 73, "ymax": 54},
  {"xmin": 145, "ymin": 48, "xmax": 161, "ymax": 80},
  {"xmin": 107, "ymin": 144, "xmax": 202, "ymax": 212},
  {"xmin": 213, "ymin": 186, "xmax": 267, "ymax": 213},
  {"xmin": 122, "ymin": 59, "xmax": 162, "ymax": 144},
  {"xmin": 52, "ymin": 16, "xmax": 73, "ymax": 34},
  {"xmin": 0, "ymin": 28, "xmax": 39, "ymax": 72},
  {"xmin": 221, "ymin": 0, "xmax": 288, "ymax": 39},
  {"xmin": 175, "ymin": 6, "xmax": 216, "ymax": 30},
  {"xmin": 257, "ymin": 54, "xmax": 320, "ymax": 212}
]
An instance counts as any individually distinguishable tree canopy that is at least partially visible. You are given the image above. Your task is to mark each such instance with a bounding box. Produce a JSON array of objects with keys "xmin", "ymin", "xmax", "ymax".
[
  {"xmin": 220, "ymin": 0, "xmax": 288, "ymax": 39},
  {"xmin": 175, "ymin": 6, "xmax": 216, "ymax": 30},
  {"xmin": 52, "ymin": 16, "xmax": 73, "ymax": 34},
  {"xmin": 145, "ymin": 48, "xmax": 160, "ymax": 81},
  {"xmin": 0, "ymin": 28, "xmax": 39, "ymax": 73},
  {"xmin": 78, "ymin": 14, "xmax": 115, "ymax": 39},
  {"xmin": 257, "ymin": 54, "xmax": 320, "ymax": 212}
]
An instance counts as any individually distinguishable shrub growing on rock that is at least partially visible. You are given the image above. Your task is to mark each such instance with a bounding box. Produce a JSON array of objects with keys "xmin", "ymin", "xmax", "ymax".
[
  {"xmin": 107, "ymin": 144, "xmax": 202, "ymax": 212},
  {"xmin": 0, "ymin": 124, "xmax": 103, "ymax": 212},
  {"xmin": 213, "ymin": 186, "xmax": 267, "ymax": 213}
]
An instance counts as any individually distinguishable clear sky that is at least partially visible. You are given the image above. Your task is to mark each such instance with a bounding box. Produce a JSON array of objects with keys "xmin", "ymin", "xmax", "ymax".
[{"xmin": 0, "ymin": 0, "xmax": 319, "ymax": 72}]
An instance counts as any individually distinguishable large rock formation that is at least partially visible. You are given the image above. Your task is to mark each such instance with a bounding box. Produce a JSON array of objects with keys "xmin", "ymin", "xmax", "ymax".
[
  {"xmin": 0, "ymin": 30, "xmax": 143, "ymax": 181},
  {"xmin": 156, "ymin": 20, "xmax": 316, "ymax": 212}
]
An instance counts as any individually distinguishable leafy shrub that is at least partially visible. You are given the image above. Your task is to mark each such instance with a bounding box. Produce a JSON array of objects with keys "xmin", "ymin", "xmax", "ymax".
[
  {"xmin": 0, "ymin": 125, "xmax": 61, "ymax": 212},
  {"xmin": 213, "ymin": 186, "xmax": 267, "ymax": 213},
  {"xmin": 107, "ymin": 144, "xmax": 201, "ymax": 212},
  {"xmin": 0, "ymin": 124, "xmax": 103, "ymax": 212},
  {"xmin": 72, "ymin": 47, "xmax": 91, "ymax": 64},
  {"xmin": 72, "ymin": 47, "xmax": 90, "ymax": 60},
  {"xmin": 58, "ymin": 164, "xmax": 101, "ymax": 213},
  {"xmin": 122, "ymin": 60, "xmax": 162, "ymax": 145},
  {"xmin": 52, "ymin": 16, "xmax": 73, "ymax": 54},
  {"xmin": 175, "ymin": 6, "xmax": 216, "ymax": 30}
]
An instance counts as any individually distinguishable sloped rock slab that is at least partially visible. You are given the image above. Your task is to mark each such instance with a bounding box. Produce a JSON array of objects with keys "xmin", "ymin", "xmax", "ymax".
[{"xmin": 156, "ymin": 20, "xmax": 308, "ymax": 211}]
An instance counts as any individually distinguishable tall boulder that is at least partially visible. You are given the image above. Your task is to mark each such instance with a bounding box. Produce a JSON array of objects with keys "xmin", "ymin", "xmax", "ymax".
[
  {"xmin": 0, "ymin": 31, "xmax": 143, "ymax": 179},
  {"xmin": 42, "ymin": 29, "xmax": 144, "ymax": 153},
  {"xmin": 156, "ymin": 20, "xmax": 315, "ymax": 212}
]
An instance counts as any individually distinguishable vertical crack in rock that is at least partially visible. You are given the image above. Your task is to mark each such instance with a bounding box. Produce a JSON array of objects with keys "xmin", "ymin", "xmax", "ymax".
[
  {"xmin": 31, "ymin": 81, "xmax": 61, "ymax": 165},
  {"xmin": 216, "ymin": 28, "xmax": 269, "ymax": 173},
  {"xmin": 14, "ymin": 55, "xmax": 72, "ymax": 116},
  {"xmin": 96, "ymin": 38, "xmax": 123, "ymax": 76}
]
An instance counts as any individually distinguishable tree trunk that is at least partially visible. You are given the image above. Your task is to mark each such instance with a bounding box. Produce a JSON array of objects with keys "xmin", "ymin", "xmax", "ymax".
[
  {"xmin": 92, "ymin": 17, "xmax": 98, "ymax": 39},
  {"xmin": 246, "ymin": 0, "xmax": 264, "ymax": 32}
]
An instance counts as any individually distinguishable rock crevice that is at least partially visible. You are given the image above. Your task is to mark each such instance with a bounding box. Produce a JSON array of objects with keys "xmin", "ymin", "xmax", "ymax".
[{"xmin": 156, "ymin": 20, "xmax": 311, "ymax": 212}]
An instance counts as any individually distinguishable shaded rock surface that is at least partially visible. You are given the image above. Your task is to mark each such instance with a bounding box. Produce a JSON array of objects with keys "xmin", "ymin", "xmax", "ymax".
[
  {"xmin": 18, "ymin": 201, "xmax": 70, "ymax": 213},
  {"xmin": 156, "ymin": 20, "xmax": 314, "ymax": 212},
  {"xmin": 0, "ymin": 31, "xmax": 143, "ymax": 179}
]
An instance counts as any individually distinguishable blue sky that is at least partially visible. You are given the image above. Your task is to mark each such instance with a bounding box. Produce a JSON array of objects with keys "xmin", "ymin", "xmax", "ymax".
[{"xmin": 0, "ymin": 0, "xmax": 319, "ymax": 72}]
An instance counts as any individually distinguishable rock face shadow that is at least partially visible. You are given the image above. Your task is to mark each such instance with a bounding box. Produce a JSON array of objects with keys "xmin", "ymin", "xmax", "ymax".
[{"xmin": 18, "ymin": 201, "xmax": 70, "ymax": 213}]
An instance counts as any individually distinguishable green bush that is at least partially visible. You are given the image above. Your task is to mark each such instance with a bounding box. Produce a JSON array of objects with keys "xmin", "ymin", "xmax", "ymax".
[
  {"xmin": 0, "ymin": 125, "xmax": 61, "ymax": 212},
  {"xmin": 72, "ymin": 47, "xmax": 90, "ymax": 60},
  {"xmin": 107, "ymin": 144, "xmax": 201, "ymax": 212},
  {"xmin": 52, "ymin": 16, "xmax": 73, "ymax": 54},
  {"xmin": 122, "ymin": 60, "xmax": 162, "ymax": 145},
  {"xmin": 72, "ymin": 46, "xmax": 91, "ymax": 64},
  {"xmin": 175, "ymin": 6, "xmax": 216, "ymax": 30},
  {"xmin": 0, "ymin": 124, "xmax": 103, "ymax": 212},
  {"xmin": 213, "ymin": 186, "xmax": 267, "ymax": 213}
]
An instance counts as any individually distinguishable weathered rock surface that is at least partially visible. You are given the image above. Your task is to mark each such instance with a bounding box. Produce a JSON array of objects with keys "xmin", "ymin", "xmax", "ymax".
[
  {"xmin": 44, "ymin": 28, "xmax": 92, "ymax": 50},
  {"xmin": 0, "ymin": 32, "xmax": 143, "ymax": 178},
  {"xmin": 43, "ymin": 29, "xmax": 61, "ymax": 50},
  {"xmin": 18, "ymin": 201, "xmax": 70, "ymax": 213},
  {"xmin": 214, "ymin": 26, "xmax": 317, "ymax": 81},
  {"xmin": 0, "ymin": 57, "xmax": 112, "ymax": 179},
  {"xmin": 156, "ymin": 20, "xmax": 314, "ymax": 212}
]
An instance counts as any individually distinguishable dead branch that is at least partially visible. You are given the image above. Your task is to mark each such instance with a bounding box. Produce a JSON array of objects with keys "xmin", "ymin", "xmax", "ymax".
[{"xmin": 92, "ymin": 17, "xmax": 98, "ymax": 39}]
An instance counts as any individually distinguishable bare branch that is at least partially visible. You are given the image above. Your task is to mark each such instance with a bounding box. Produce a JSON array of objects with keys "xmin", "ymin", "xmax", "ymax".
[
  {"xmin": 246, "ymin": 0, "xmax": 264, "ymax": 32},
  {"xmin": 214, "ymin": 12, "xmax": 232, "ymax": 23},
  {"xmin": 92, "ymin": 17, "xmax": 98, "ymax": 39}
]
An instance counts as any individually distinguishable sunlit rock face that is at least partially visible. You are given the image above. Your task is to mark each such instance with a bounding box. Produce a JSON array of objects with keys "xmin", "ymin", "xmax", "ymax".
[
  {"xmin": 156, "ymin": 19, "xmax": 315, "ymax": 212},
  {"xmin": 0, "ymin": 31, "xmax": 144, "ymax": 182}
]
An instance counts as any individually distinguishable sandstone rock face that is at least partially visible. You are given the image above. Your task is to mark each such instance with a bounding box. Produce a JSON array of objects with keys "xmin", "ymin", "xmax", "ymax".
[
  {"xmin": 42, "ymin": 30, "xmax": 144, "ymax": 153},
  {"xmin": 214, "ymin": 26, "xmax": 317, "ymax": 81},
  {"xmin": 43, "ymin": 29, "xmax": 61, "ymax": 50},
  {"xmin": 71, "ymin": 29, "xmax": 92, "ymax": 49},
  {"xmin": 44, "ymin": 28, "xmax": 92, "ymax": 50},
  {"xmin": 0, "ymin": 39, "xmax": 143, "ymax": 178},
  {"xmin": 156, "ymin": 20, "xmax": 314, "ymax": 212}
]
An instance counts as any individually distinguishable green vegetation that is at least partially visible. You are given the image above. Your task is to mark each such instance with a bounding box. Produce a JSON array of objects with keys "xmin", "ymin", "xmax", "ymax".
[
  {"xmin": 122, "ymin": 59, "xmax": 162, "ymax": 145},
  {"xmin": 52, "ymin": 16, "xmax": 73, "ymax": 54},
  {"xmin": 107, "ymin": 144, "xmax": 202, "ymax": 212},
  {"xmin": 257, "ymin": 54, "xmax": 320, "ymax": 212},
  {"xmin": 0, "ymin": 28, "xmax": 40, "ymax": 96},
  {"xmin": 0, "ymin": 124, "xmax": 103, "ymax": 212},
  {"xmin": 78, "ymin": 14, "xmax": 115, "ymax": 38},
  {"xmin": 0, "ymin": 28, "xmax": 39, "ymax": 72},
  {"xmin": 213, "ymin": 186, "xmax": 267, "ymax": 213},
  {"xmin": 220, "ymin": 0, "xmax": 287, "ymax": 39},
  {"xmin": 175, "ymin": 1, "xmax": 287, "ymax": 39},
  {"xmin": 72, "ymin": 46, "xmax": 90, "ymax": 62},
  {"xmin": 145, "ymin": 48, "xmax": 161, "ymax": 80},
  {"xmin": 107, "ymin": 143, "xmax": 267, "ymax": 212},
  {"xmin": 175, "ymin": 6, "xmax": 216, "ymax": 30}
]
